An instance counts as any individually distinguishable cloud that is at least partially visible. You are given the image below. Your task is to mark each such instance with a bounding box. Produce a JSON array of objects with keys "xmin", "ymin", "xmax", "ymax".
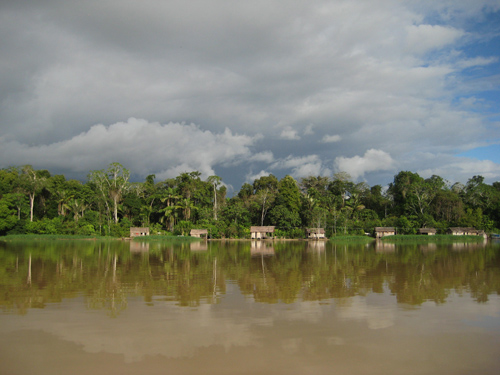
[
  {"xmin": 406, "ymin": 24, "xmax": 465, "ymax": 54},
  {"xmin": 249, "ymin": 151, "xmax": 275, "ymax": 163},
  {"xmin": 334, "ymin": 149, "xmax": 395, "ymax": 180},
  {"xmin": 280, "ymin": 127, "xmax": 300, "ymax": 140},
  {"xmin": 0, "ymin": 0, "xmax": 499, "ymax": 187},
  {"xmin": 304, "ymin": 124, "xmax": 315, "ymax": 135},
  {"xmin": 0, "ymin": 118, "xmax": 263, "ymax": 180},
  {"xmin": 321, "ymin": 134, "xmax": 342, "ymax": 143},
  {"xmin": 270, "ymin": 154, "xmax": 331, "ymax": 179},
  {"xmin": 246, "ymin": 170, "xmax": 273, "ymax": 183},
  {"xmin": 418, "ymin": 157, "xmax": 500, "ymax": 181}
]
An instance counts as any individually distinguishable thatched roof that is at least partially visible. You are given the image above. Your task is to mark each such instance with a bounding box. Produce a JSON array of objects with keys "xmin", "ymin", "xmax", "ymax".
[
  {"xmin": 448, "ymin": 227, "xmax": 482, "ymax": 235},
  {"xmin": 374, "ymin": 227, "xmax": 395, "ymax": 232},
  {"xmin": 190, "ymin": 229, "xmax": 208, "ymax": 235},
  {"xmin": 250, "ymin": 226, "xmax": 275, "ymax": 233},
  {"xmin": 307, "ymin": 228, "xmax": 325, "ymax": 234},
  {"xmin": 130, "ymin": 227, "xmax": 149, "ymax": 232}
]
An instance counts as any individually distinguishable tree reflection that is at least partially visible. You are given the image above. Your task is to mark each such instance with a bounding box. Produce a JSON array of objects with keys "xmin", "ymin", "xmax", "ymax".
[{"xmin": 0, "ymin": 239, "xmax": 499, "ymax": 315}]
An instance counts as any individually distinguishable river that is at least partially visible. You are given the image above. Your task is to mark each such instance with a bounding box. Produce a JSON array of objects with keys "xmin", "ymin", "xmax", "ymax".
[{"xmin": 1, "ymin": 238, "xmax": 499, "ymax": 374}]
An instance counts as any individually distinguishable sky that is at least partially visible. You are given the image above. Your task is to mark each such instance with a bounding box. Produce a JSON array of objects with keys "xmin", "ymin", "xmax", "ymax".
[{"xmin": 1, "ymin": 0, "xmax": 499, "ymax": 193}]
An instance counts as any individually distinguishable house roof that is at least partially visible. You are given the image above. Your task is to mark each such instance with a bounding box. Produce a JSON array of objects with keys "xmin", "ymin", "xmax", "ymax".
[
  {"xmin": 374, "ymin": 227, "xmax": 395, "ymax": 232},
  {"xmin": 190, "ymin": 229, "xmax": 208, "ymax": 235},
  {"xmin": 250, "ymin": 226, "xmax": 275, "ymax": 232},
  {"xmin": 307, "ymin": 228, "xmax": 325, "ymax": 234}
]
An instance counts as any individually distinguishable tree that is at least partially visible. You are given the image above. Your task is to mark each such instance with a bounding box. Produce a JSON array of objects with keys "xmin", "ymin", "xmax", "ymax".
[
  {"xmin": 0, "ymin": 195, "xmax": 18, "ymax": 234},
  {"xmin": 252, "ymin": 175, "xmax": 278, "ymax": 226},
  {"xmin": 88, "ymin": 163, "xmax": 130, "ymax": 225},
  {"xmin": 270, "ymin": 175, "xmax": 302, "ymax": 229},
  {"xmin": 329, "ymin": 172, "xmax": 353, "ymax": 208},
  {"xmin": 207, "ymin": 175, "xmax": 222, "ymax": 220},
  {"xmin": 20, "ymin": 165, "xmax": 48, "ymax": 222}
]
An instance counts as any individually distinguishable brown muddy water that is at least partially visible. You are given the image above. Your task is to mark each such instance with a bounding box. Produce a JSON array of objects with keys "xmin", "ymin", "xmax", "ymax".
[{"xmin": 1, "ymin": 238, "xmax": 500, "ymax": 375}]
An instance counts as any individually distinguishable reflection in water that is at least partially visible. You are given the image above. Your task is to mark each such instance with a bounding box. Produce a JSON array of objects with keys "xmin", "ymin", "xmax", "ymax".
[
  {"xmin": 1, "ymin": 239, "xmax": 500, "ymax": 374},
  {"xmin": 375, "ymin": 240, "xmax": 396, "ymax": 252},
  {"xmin": 190, "ymin": 240, "xmax": 208, "ymax": 251},
  {"xmin": 2, "ymin": 239, "xmax": 500, "ymax": 311},
  {"xmin": 250, "ymin": 240, "xmax": 275, "ymax": 256},
  {"xmin": 130, "ymin": 241, "xmax": 149, "ymax": 253}
]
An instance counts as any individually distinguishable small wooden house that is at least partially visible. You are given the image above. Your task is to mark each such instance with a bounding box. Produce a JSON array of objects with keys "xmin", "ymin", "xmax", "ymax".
[
  {"xmin": 190, "ymin": 229, "xmax": 208, "ymax": 238},
  {"xmin": 418, "ymin": 228, "xmax": 437, "ymax": 235},
  {"xmin": 307, "ymin": 228, "xmax": 326, "ymax": 239},
  {"xmin": 250, "ymin": 226, "xmax": 275, "ymax": 239},
  {"xmin": 374, "ymin": 227, "xmax": 396, "ymax": 238},
  {"xmin": 448, "ymin": 227, "xmax": 477, "ymax": 236},
  {"xmin": 130, "ymin": 227, "xmax": 150, "ymax": 238},
  {"xmin": 447, "ymin": 227, "xmax": 487, "ymax": 239}
]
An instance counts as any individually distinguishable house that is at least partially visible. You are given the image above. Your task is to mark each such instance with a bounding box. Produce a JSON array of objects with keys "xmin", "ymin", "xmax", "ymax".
[
  {"xmin": 250, "ymin": 226, "xmax": 275, "ymax": 239},
  {"xmin": 374, "ymin": 227, "xmax": 396, "ymax": 238},
  {"xmin": 447, "ymin": 227, "xmax": 487, "ymax": 239},
  {"xmin": 307, "ymin": 228, "xmax": 326, "ymax": 239},
  {"xmin": 130, "ymin": 227, "xmax": 150, "ymax": 238},
  {"xmin": 418, "ymin": 228, "xmax": 437, "ymax": 235},
  {"xmin": 190, "ymin": 229, "xmax": 208, "ymax": 238},
  {"xmin": 447, "ymin": 227, "xmax": 480, "ymax": 236}
]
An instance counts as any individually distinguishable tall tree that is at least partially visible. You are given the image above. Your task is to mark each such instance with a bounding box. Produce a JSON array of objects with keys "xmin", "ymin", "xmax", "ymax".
[
  {"xmin": 252, "ymin": 174, "xmax": 278, "ymax": 226},
  {"xmin": 88, "ymin": 163, "xmax": 130, "ymax": 224},
  {"xmin": 20, "ymin": 165, "xmax": 48, "ymax": 222},
  {"xmin": 207, "ymin": 175, "xmax": 222, "ymax": 220}
]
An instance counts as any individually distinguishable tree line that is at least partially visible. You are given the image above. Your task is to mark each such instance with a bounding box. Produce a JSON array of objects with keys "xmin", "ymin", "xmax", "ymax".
[{"xmin": 0, "ymin": 163, "xmax": 499, "ymax": 237}]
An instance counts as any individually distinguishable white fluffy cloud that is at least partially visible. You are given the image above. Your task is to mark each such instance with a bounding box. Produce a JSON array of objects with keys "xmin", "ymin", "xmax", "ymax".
[
  {"xmin": 0, "ymin": 118, "xmax": 263, "ymax": 180},
  {"xmin": 405, "ymin": 24, "xmax": 465, "ymax": 54},
  {"xmin": 334, "ymin": 149, "xmax": 395, "ymax": 180},
  {"xmin": 270, "ymin": 154, "xmax": 331, "ymax": 179}
]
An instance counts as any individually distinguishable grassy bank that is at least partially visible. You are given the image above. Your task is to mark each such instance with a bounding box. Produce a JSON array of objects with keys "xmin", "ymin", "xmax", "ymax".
[
  {"xmin": 329, "ymin": 235, "xmax": 375, "ymax": 243},
  {"xmin": 132, "ymin": 235, "xmax": 202, "ymax": 242},
  {"xmin": 0, "ymin": 234, "xmax": 108, "ymax": 241}
]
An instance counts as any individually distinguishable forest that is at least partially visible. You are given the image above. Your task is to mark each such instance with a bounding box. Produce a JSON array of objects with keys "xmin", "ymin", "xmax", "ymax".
[{"xmin": 0, "ymin": 162, "xmax": 499, "ymax": 238}]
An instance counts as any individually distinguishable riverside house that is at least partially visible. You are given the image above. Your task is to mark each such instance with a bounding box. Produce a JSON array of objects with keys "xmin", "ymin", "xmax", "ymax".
[
  {"xmin": 190, "ymin": 229, "xmax": 209, "ymax": 238},
  {"xmin": 130, "ymin": 227, "xmax": 150, "ymax": 238},
  {"xmin": 250, "ymin": 226, "xmax": 275, "ymax": 239},
  {"xmin": 374, "ymin": 227, "xmax": 396, "ymax": 238},
  {"xmin": 447, "ymin": 227, "xmax": 487, "ymax": 239},
  {"xmin": 306, "ymin": 228, "xmax": 326, "ymax": 239}
]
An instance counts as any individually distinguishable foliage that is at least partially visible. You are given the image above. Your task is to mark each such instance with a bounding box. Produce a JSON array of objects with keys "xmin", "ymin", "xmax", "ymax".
[{"xmin": 1, "ymin": 163, "xmax": 499, "ymax": 238}]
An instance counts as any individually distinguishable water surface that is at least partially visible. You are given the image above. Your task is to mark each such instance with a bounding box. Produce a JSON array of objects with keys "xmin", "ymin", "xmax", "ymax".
[{"xmin": 1, "ymin": 239, "xmax": 500, "ymax": 374}]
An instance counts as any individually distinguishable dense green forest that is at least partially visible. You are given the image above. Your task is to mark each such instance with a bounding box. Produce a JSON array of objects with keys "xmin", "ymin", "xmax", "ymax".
[{"xmin": 0, "ymin": 163, "xmax": 499, "ymax": 238}]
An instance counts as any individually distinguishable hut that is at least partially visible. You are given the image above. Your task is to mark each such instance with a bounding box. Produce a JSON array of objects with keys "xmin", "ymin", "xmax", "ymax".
[
  {"xmin": 447, "ymin": 227, "xmax": 487, "ymax": 239},
  {"xmin": 250, "ymin": 226, "xmax": 275, "ymax": 239},
  {"xmin": 130, "ymin": 227, "xmax": 150, "ymax": 238},
  {"xmin": 374, "ymin": 227, "xmax": 396, "ymax": 238},
  {"xmin": 448, "ymin": 227, "xmax": 475, "ymax": 236},
  {"xmin": 418, "ymin": 228, "xmax": 437, "ymax": 235},
  {"xmin": 307, "ymin": 228, "xmax": 326, "ymax": 239},
  {"xmin": 190, "ymin": 229, "xmax": 208, "ymax": 238}
]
